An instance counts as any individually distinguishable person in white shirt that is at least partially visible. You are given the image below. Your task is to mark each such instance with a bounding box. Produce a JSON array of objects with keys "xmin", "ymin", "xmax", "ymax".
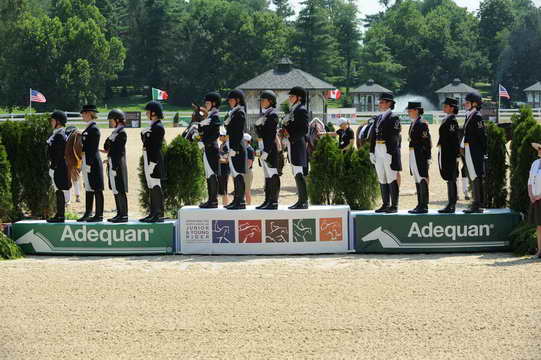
[{"xmin": 527, "ymin": 142, "xmax": 541, "ymax": 258}]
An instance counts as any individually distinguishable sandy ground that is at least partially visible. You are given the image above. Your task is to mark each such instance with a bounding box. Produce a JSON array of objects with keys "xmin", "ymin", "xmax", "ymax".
[
  {"xmin": 66, "ymin": 124, "xmax": 474, "ymax": 218},
  {"xmin": 1, "ymin": 254, "xmax": 540, "ymax": 359}
]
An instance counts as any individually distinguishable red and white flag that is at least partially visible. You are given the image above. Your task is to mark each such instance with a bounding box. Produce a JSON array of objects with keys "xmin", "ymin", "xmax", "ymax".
[
  {"xmin": 499, "ymin": 84, "xmax": 510, "ymax": 99},
  {"xmin": 327, "ymin": 89, "xmax": 342, "ymax": 100},
  {"xmin": 30, "ymin": 89, "xmax": 46, "ymax": 103}
]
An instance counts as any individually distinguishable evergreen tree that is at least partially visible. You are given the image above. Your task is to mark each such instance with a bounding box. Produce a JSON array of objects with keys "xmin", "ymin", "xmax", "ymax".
[
  {"xmin": 292, "ymin": 0, "xmax": 341, "ymax": 80},
  {"xmin": 0, "ymin": 136, "xmax": 12, "ymax": 222},
  {"xmin": 512, "ymin": 124, "xmax": 541, "ymax": 215},
  {"xmin": 272, "ymin": 0, "xmax": 293, "ymax": 19},
  {"xmin": 483, "ymin": 122, "xmax": 508, "ymax": 208}
]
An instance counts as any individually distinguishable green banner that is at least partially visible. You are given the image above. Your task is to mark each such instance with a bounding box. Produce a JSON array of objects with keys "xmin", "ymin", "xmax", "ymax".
[
  {"xmin": 12, "ymin": 220, "xmax": 175, "ymax": 255},
  {"xmin": 354, "ymin": 209, "xmax": 521, "ymax": 253}
]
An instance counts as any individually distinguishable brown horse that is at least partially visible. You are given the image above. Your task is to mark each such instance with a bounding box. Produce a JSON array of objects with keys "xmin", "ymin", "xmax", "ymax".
[
  {"xmin": 64, "ymin": 126, "xmax": 83, "ymax": 184},
  {"xmin": 182, "ymin": 103, "xmax": 208, "ymax": 141}
]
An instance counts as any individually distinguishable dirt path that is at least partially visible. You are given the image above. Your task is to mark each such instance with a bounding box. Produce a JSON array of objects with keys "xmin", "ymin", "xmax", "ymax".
[{"xmin": 1, "ymin": 254, "xmax": 540, "ymax": 359}]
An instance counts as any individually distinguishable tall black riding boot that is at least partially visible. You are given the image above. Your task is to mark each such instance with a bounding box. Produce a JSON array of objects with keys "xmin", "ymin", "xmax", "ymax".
[
  {"xmin": 112, "ymin": 193, "xmax": 129, "ymax": 223},
  {"xmin": 229, "ymin": 175, "xmax": 246, "ymax": 210},
  {"xmin": 87, "ymin": 191, "xmax": 104, "ymax": 222},
  {"xmin": 108, "ymin": 195, "xmax": 120, "ymax": 222},
  {"xmin": 77, "ymin": 191, "xmax": 94, "ymax": 222},
  {"xmin": 47, "ymin": 190, "xmax": 66, "ymax": 223},
  {"xmin": 419, "ymin": 179, "xmax": 429, "ymax": 213},
  {"xmin": 147, "ymin": 186, "xmax": 165, "ymax": 222},
  {"xmin": 261, "ymin": 174, "xmax": 280, "ymax": 210},
  {"xmin": 375, "ymin": 184, "xmax": 390, "ymax": 213},
  {"xmin": 200, "ymin": 175, "xmax": 218, "ymax": 209},
  {"xmin": 289, "ymin": 173, "xmax": 308, "ymax": 210},
  {"xmin": 256, "ymin": 178, "xmax": 270, "ymax": 209},
  {"xmin": 464, "ymin": 178, "xmax": 484, "ymax": 213},
  {"xmin": 225, "ymin": 175, "xmax": 238, "ymax": 209},
  {"xmin": 409, "ymin": 183, "xmax": 422, "ymax": 214},
  {"xmin": 386, "ymin": 180, "xmax": 399, "ymax": 213},
  {"xmin": 439, "ymin": 181, "xmax": 457, "ymax": 213}
]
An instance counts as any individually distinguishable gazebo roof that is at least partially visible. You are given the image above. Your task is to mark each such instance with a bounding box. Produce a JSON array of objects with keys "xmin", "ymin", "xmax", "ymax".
[
  {"xmin": 525, "ymin": 81, "xmax": 541, "ymax": 92},
  {"xmin": 436, "ymin": 78, "xmax": 477, "ymax": 94},
  {"xmin": 350, "ymin": 79, "xmax": 392, "ymax": 94},
  {"xmin": 236, "ymin": 58, "xmax": 335, "ymax": 91}
]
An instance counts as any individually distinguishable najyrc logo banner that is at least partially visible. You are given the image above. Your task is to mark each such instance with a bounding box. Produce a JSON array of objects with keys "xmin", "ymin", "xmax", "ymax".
[
  {"xmin": 353, "ymin": 209, "xmax": 521, "ymax": 253},
  {"xmin": 12, "ymin": 220, "xmax": 176, "ymax": 255},
  {"xmin": 178, "ymin": 205, "xmax": 351, "ymax": 255}
]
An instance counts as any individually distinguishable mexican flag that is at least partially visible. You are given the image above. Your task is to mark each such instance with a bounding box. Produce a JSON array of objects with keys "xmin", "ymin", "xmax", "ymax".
[{"xmin": 152, "ymin": 88, "xmax": 169, "ymax": 101}]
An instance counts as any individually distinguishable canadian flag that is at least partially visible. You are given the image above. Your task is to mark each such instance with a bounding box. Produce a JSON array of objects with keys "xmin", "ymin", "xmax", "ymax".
[{"xmin": 327, "ymin": 89, "xmax": 342, "ymax": 100}]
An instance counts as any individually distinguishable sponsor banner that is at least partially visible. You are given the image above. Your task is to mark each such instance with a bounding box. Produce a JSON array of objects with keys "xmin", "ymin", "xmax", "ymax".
[
  {"xmin": 178, "ymin": 205, "xmax": 350, "ymax": 254},
  {"xmin": 12, "ymin": 220, "xmax": 176, "ymax": 255},
  {"xmin": 353, "ymin": 209, "xmax": 521, "ymax": 253}
]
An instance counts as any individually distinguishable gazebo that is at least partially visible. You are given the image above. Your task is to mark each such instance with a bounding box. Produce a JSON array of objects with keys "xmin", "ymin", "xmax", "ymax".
[
  {"xmin": 435, "ymin": 78, "xmax": 478, "ymax": 110},
  {"xmin": 350, "ymin": 79, "xmax": 392, "ymax": 112},
  {"xmin": 236, "ymin": 58, "xmax": 336, "ymax": 114},
  {"xmin": 524, "ymin": 81, "xmax": 541, "ymax": 108}
]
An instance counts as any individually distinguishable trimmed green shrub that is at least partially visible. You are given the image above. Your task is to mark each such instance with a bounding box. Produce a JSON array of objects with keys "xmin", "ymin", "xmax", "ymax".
[
  {"xmin": 307, "ymin": 135, "xmax": 342, "ymax": 205},
  {"xmin": 0, "ymin": 120, "xmax": 24, "ymax": 219},
  {"xmin": 484, "ymin": 122, "xmax": 508, "ymax": 208},
  {"xmin": 0, "ymin": 232, "xmax": 23, "ymax": 260},
  {"xmin": 510, "ymin": 106, "xmax": 536, "ymax": 172},
  {"xmin": 509, "ymin": 222, "xmax": 537, "ymax": 256},
  {"xmin": 0, "ymin": 136, "xmax": 12, "ymax": 221},
  {"xmin": 338, "ymin": 145, "xmax": 379, "ymax": 210},
  {"xmin": 509, "ymin": 107, "xmax": 537, "ymax": 211},
  {"xmin": 0, "ymin": 115, "xmax": 54, "ymax": 219},
  {"xmin": 511, "ymin": 124, "xmax": 541, "ymax": 214},
  {"xmin": 163, "ymin": 135, "xmax": 205, "ymax": 214},
  {"xmin": 18, "ymin": 115, "xmax": 55, "ymax": 218}
]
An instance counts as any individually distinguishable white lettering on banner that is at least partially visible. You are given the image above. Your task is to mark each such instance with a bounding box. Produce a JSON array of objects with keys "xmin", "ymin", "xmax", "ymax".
[
  {"xmin": 407, "ymin": 222, "xmax": 493, "ymax": 241},
  {"xmin": 61, "ymin": 225, "xmax": 153, "ymax": 246}
]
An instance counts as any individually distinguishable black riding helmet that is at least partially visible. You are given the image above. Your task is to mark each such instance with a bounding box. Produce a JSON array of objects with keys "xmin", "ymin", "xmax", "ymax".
[
  {"xmin": 50, "ymin": 110, "xmax": 67, "ymax": 126},
  {"xmin": 204, "ymin": 92, "xmax": 221, "ymax": 108},
  {"xmin": 289, "ymin": 86, "xmax": 307, "ymax": 102},
  {"xmin": 108, "ymin": 109, "xmax": 125, "ymax": 122},
  {"xmin": 145, "ymin": 100, "xmax": 164, "ymax": 119},
  {"xmin": 465, "ymin": 92, "xmax": 482, "ymax": 105},
  {"xmin": 227, "ymin": 89, "xmax": 246, "ymax": 106},
  {"xmin": 260, "ymin": 90, "xmax": 277, "ymax": 107}
]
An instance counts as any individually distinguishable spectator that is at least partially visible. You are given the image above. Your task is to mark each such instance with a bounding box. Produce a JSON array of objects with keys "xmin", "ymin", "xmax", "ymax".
[
  {"xmin": 527, "ymin": 142, "xmax": 541, "ymax": 258},
  {"xmin": 218, "ymin": 128, "xmax": 230, "ymax": 205}
]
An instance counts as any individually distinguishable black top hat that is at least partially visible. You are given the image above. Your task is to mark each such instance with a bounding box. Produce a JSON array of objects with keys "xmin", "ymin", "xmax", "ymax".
[
  {"xmin": 379, "ymin": 93, "xmax": 395, "ymax": 102},
  {"xmin": 406, "ymin": 101, "xmax": 423, "ymax": 110},
  {"xmin": 80, "ymin": 104, "xmax": 99, "ymax": 113},
  {"xmin": 443, "ymin": 97, "xmax": 458, "ymax": 107}
]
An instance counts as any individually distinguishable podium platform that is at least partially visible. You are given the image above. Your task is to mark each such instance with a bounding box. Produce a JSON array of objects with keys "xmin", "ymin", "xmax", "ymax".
[
  {"xmin": 353, "ymin": 209, "xmax": 521, "ymax": 253},
  {"xmin": 11, "ymin": 220, "xmax": 176, "ymax": 255},
  {"xmin": 177, "ymin": 205, "xmax": 351, "ymax": 254}
]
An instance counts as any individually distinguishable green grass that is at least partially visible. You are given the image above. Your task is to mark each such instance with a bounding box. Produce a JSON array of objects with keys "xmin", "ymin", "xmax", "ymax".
[{"xmin": 99, "ymin": 95, "xmax": 193, "ymax": 113}]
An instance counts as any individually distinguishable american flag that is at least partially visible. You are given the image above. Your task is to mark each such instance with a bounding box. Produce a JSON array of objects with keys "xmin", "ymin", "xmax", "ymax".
[
  {"xmin": 30, "ymin": 89, "xmax": 46, "ymax": 103},
  {"xmin": 499, "ymin": 84, "xmax": 510, "ymax": 99}
]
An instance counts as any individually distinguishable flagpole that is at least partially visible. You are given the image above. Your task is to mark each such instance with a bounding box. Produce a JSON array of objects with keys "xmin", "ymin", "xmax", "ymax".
[
  {"xmin": 29, "ymin": 88, "xmax": 32, "ymax": 112},
  {"xmin": 497, "ymin": 84, "xmax": 501, "ymax": 124}
]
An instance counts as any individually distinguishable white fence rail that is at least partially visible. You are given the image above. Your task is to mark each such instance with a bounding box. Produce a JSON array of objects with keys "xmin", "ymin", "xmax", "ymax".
[{"xmin": 1, "ymin": 108, "xmax": 541, "ymax": 125}]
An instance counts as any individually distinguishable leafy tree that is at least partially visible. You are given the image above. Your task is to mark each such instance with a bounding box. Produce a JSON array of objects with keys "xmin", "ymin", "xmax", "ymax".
[
  {"xmin": 0, "ymin": 0, "xmax": 125, "ymax": 110},
  {"xmin": 478, "ymin": 0, "xmax": 515, "ymax": 76},
  {"xmin": 497, "ymin": 8, "xmax": 541, "ymax": 99},
  {"xmin": 272, "ymin": 0, "xmax": 294, "ymax": 19}
]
